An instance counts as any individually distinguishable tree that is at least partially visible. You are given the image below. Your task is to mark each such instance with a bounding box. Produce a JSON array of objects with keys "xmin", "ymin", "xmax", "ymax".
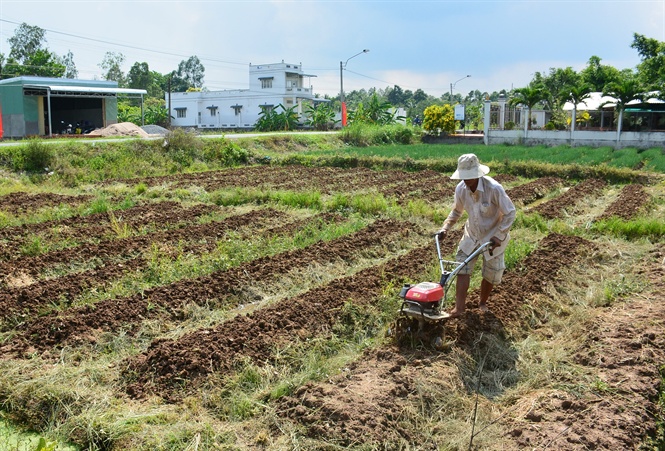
[
  {"xmin": 509, "ymin": 86, "xmax": 546, "ymax": 130},
  {"xmin": 412, "ymin": 89, "xmax": 427, "ymax": 104},
  {"xmin": 304, "ymin": 103, "xmax": 337, "ymax": 131},
  {"xmin": 348, "ymin": 93, "xmax": 399, "ymax": 125},
  {"xmin": 99, "ymin": 51, "xmax": 126, "ymax": 85},
  {"xmin": 4, "ymin": 49, "xmax": 65, "ymax": 78},
  {"xmin": 580, "ymin": 56, "xmax": 622, "ymax": 92},
  {"xmin": 171, "ymin": 56, "xmax": 205, "ymax": 91},
  {"xmin": 255, "ymin": 104, "xmax": 299, "ymax": 131},
  {"xmin": 60, "ymin": 50, "xmax": 78, "ymax": 79},
  {"xmin": 386, "ymin": 85, "xmax": 405, "ymax": 106},
  {"xmin": 530, "ymin": 67, "xmax": 580, "ymax": 129},
  {"xmin": 127, "ymin": 62, "xmax": 152, "ymax": 91},
  {"xmin": 565, "ymin": 82, "xmax": 593, "ymax": 133},
  {"xmin": 8, "ymin": 23, "xmax": 46, "ymax": 63},
  {"xmin": 631, "ymin": 33, "xmax": 665, "ymax": 91},
  {"xmin": 602, "ymin": 75, "xmax": 646, "ymax": 141}
]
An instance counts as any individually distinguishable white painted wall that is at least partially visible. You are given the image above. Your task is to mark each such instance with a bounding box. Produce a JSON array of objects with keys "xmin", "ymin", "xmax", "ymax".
[{"xmin": 168, "ymin": 62, "xmax": 320, "ymax": 129}]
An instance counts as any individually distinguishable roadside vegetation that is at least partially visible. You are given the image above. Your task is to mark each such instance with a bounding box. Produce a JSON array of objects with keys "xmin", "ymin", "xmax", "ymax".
[{"xmin": 0, "ymin": 129, "xmax": 663, "ymax": 450}]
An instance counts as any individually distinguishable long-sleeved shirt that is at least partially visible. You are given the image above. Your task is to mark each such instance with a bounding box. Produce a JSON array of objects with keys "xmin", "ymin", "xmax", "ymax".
[{"xmin": 441, "ymin": 176, "xmax": 516, "ymax": 260}]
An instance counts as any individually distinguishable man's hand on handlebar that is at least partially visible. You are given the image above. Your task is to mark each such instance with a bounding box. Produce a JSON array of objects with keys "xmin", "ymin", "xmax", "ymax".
[
  {"xmin": 489, "ymin": 236, "xmax": 502, "ymax": 254},
  {"xmin": 434, "ymin": 230, "xmax": 446, "ymax": 240}
]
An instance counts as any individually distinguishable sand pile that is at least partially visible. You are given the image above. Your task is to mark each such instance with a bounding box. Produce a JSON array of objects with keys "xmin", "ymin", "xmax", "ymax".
[{"xmin": 87, "ymin": 122, "xmax": 151, "ymax": 138}]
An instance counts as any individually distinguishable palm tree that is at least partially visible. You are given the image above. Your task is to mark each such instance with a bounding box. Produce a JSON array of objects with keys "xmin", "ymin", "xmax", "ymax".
[
  {"xmin": 509, "ymin": 86, "xmax": 545, "ymax": 132},
  {"xmin": 602, "ymin": 77, "xmax": 645, "ymax": 143},
  {"xmin": 565, "ymin": 83, "xmax": 593, "ymax": 136}
]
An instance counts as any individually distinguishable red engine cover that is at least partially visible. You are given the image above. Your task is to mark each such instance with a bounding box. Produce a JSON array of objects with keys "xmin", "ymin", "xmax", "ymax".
[{"xmin": 405, "ymin": 282, "xmax": 443, "ymax": 303}]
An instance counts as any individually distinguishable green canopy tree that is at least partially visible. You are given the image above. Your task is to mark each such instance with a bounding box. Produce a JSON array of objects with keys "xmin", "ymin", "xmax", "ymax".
[
  {"xmin": 4, "ymin": 49, "xmax": 65, "ymax": 78},
  {"xmin": 349, "ymin": 93, "xmax": 399, "ymax": 125},
  {"xmin": 171, "ymin": 56, "xmax": 205, "ymax": 92},
  {"xmin": 631, "ymin": 33, "xmax": 665, "ymax": 93},
  {"xmin": 580, "ymin": 56, "xmax": 623, "ymax": 92},
  {"xmin": 2, "ymin": 22, "xmax": 67, "ymax": 79},
  {"xmin": 60, "ymin": 50, "xmax": 78, "ymax": 79},
  {"xmin": 8, "ymin": 22, "xmax": 46, "ymax": 63},
  {"xmin": 531, "ymin": 67, "xmax": 580, "ymax": 129}
]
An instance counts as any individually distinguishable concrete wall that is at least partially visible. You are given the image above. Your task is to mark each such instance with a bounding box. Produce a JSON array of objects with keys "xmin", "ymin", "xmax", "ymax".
[
  {"xmin": 482, "ymin": 100, "xmax": 665, "ymax": 149},
  {"xmin": 485, "ymin": 129, "xmax": 665, "ymax": 149}
]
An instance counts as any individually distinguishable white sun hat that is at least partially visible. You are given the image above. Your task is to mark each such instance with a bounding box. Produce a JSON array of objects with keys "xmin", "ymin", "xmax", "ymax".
[{"xmin": 450, "ymin": 153, "xmax": 490, "ymax": 180}]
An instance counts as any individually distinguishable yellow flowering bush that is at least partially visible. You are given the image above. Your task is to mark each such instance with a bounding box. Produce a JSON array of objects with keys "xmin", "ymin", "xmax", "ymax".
[{"xmin": 422, "ymin": 104, "xmax": 455, "ymax": 135}]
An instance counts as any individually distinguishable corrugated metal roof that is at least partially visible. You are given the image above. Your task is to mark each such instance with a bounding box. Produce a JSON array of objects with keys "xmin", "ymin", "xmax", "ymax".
[{"xmin": 24, "ymin": 84, "xmax": 147, "ymax": 95}]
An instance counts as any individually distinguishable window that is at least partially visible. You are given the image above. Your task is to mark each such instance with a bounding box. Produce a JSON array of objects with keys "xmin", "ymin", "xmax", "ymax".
[
  {"xmin": 261, "ymin": 79, "xmax": 273, "ymax": 89},
  {"xmin": 207, "ymin": 106, "xmax": 218, "ymax": 116},
  {"xmin": 231, "ymin": 105, "xmax": 243, "ymax": 116},
  {"xmin": 175, "ymin": 108, "xmax": 187, "ymax": 118}
]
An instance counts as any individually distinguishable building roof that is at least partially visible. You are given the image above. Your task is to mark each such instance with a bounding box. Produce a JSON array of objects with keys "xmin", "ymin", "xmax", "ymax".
[
  {"xmin": 563, "ymin": 91, "xmax": 664, "ymax": 111},
  {"xmin": 0, "ymin": 76, "xmax": 146, "ymax": 97},
  {"xmin": 24, "ymin": 84, "xmax": 147, "ymax": 97}
]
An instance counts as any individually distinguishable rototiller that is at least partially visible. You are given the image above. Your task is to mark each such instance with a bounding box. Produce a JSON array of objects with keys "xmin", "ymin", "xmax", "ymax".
[{"xmin": 391, "ymin": 235, "xmax": 494, "ymax": 348}]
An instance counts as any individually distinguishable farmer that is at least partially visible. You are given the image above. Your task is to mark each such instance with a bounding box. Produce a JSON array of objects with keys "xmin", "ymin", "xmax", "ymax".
[{"xmin": 436, "ymin": 153, "xmax": 516, "ymax": 317}]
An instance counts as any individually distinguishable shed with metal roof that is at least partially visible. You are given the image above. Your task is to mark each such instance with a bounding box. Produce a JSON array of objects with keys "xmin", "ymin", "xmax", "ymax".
[{"xmin": 0, "ymin": 76, "xmax": 146, "ymax": 138}]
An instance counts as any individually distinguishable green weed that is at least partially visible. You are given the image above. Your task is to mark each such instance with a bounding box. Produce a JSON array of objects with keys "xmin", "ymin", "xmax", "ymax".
[
  {"xmin": 20, "ymin": 235, "xmax": 47, "ymax": 257},
  {"xmin": 591, "ymin": 216, "xmax": 665, "ymax": 240}
]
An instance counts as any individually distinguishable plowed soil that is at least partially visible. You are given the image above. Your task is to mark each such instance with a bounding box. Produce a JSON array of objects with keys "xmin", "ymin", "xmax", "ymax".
[
  {"xmin": 0, "ymin": 191, "xmax": 91, "ymax": 215},
  {"xmin": 597, "ymin": 183, "xmax": 649, "ymax": 220},
  {"xmin": 0, "ymin": 164, "xmax": 662, "ymax": 450},
  {"xmin": 533, "ymin": 178, "xmax": 607, "ymax": 219},
  {"xmin": 2, "ymin": 219, "xmax": 414, "ymax": 357},
  {"xmin": 275, "ymin": 233, "xmax": 593, "ymax": 447}
]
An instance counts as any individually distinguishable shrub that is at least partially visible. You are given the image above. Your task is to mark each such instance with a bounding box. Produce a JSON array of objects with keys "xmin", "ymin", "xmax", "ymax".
[
  {"xmin": 203, "ymin": 140, "xmax": 250, "ymax": 166},
  {"xmin": 422, "ymin": 104, "xmax": 455, "ymax": 135},
  {"xmin": 2, "ymin": 139, "xmax": 55, "ymax": 172},
  {"xmin": 162, "ymin": 128, "xmax": 204, "ymax": 167},
  {"xmin": 304, "ymin": 103, "xmax": 338, "ymax": 131}
]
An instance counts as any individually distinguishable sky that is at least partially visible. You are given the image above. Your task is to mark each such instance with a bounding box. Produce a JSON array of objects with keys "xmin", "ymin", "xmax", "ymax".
[{"xmin": 0, "ymin": 0, "xmax": 663, "ymax": 99}]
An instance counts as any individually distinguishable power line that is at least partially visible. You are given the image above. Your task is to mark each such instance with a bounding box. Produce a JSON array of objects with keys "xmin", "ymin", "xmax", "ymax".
[{"xmin": 0, "ymin": 18, "xmax": 249, "ymax": 68}]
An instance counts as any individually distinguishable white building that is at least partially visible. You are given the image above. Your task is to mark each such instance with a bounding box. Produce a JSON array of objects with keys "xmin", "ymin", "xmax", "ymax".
[{"xmin": 168, "ymin": 61, "xmax": 325, "ymax": 129}]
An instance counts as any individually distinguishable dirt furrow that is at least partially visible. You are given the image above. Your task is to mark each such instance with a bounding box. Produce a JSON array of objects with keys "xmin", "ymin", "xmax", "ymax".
[
  {"xmin": 505, "ymin": 260, "xmax": 665, "ymax": 450},
  {"xmin": 1, "ymin": 219, "xmax": 416, "ymax": 357},
  {"xmin": 0, "ymin": 212, "xmax": 343, "ymax": 327},
  {"xmin": 0, "ymin": 209, "xmax": 286, "ymax": 283},
  {"xmin": 596, "ymin": 183, "xmax": 649, "ymax": 220},
  {"xmin": 506, "ymin": 177, "xmax": 566, "ymax": 206},
  {"xmin": 121, "ymin": 232, "xmax": 461, "ymax": 400},
  {"xmin": 533, "ymin": 178, "xmax": 607, "ymax": 219},
  {"xmin": 0, "ymin": 192, "xmax": 92, "ymax": 215},
  {"xmin": 274, "ymin": 233, "xmax": 593, "ymax": 447},
  {"xmin": 0, "ymin": 202, "xmax": 219, "ymax": 261}
]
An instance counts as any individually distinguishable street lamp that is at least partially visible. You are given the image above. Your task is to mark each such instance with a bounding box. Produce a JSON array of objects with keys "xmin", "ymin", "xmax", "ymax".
[
  {"xmin": 340, "ymin": 49, "xmax": 369, "ymax": 126},
  {"xmin": 450, "ymin": 74, "xmax": 471, "ymax": 104}
]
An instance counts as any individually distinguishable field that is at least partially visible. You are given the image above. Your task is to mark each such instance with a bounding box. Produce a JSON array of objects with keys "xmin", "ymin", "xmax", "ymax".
[{"xmin": 0, "ymin": 133, "xmax": 664, "ymax": 450}]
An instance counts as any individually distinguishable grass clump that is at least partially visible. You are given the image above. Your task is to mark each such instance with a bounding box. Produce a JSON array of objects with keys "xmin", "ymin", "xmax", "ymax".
[
  {"xmin": 0, "ymin": 139, "xmax": 54, "ymax": 173},
  {"xmin": 210, "ymin": 188, "xmax": 322, "ymax": 209},
  {"xmin": 328, "ymin": 192, "xmax": 390, "ymax": 215},
  {"xmin": 590, "ymin": 216, "xmax": 665, "ymax": 240},
  {"xmin": 340, "ymin": 123, "xmax": 419, "ymax": 147}
]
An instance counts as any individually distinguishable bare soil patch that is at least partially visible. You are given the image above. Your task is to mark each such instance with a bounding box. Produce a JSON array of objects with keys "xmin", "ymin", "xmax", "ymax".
[
  {"xmin": 0, "ymin": 192, "xmax": 91, "ymax": 215},
  {"xmin": 596, "ymin": 183, "xmax": 649, "ymax": 220},
  {"xmin": 533, "ymin": 178, "xmax": 607, "ymax": 219}
]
